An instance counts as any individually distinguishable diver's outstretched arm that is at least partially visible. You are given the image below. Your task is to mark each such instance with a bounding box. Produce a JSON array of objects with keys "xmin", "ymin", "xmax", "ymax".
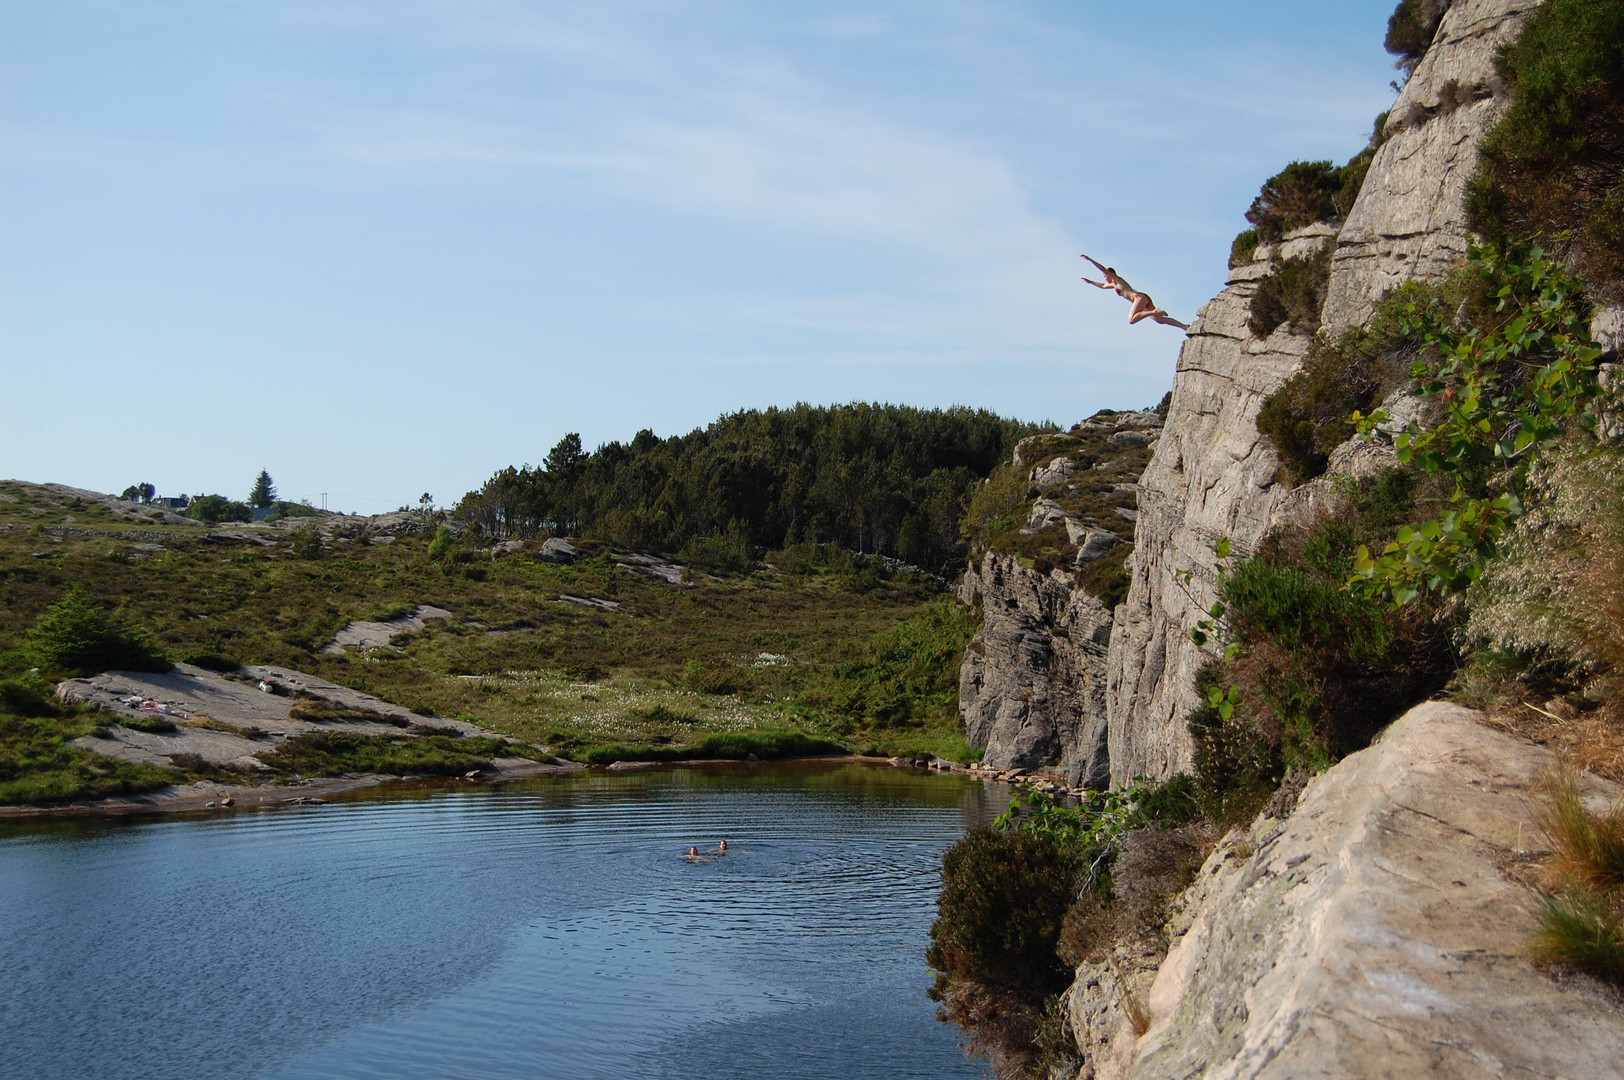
[
  {"xmin": 1080, "ymin": 253, "xmax": 1109, "ymax": 275},
  {"xmin": 1082, "ymin": 276, "xmax": 1113, "ymax": 290}
]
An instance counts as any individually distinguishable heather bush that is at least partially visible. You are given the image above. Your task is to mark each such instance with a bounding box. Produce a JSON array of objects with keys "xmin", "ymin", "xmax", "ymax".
[
  {"xmin": 1247, "ymin": 245, "xmax": 1333, "ymax": 338},
  {"xmin": 1466, "ymin": 0, "xmax": 1624, "ymax": 299},
  {"xmin": 1384, "ymin": 0, "xmax": 1449, "ymax": 73}
]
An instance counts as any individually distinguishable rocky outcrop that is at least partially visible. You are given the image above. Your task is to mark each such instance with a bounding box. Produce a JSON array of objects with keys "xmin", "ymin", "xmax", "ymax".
[
  {"xmin": 1067, "ymin": 702, "xmax": 1624, "ymax": 1080},
  {"xmin": 958, "ymin": 553, "xmax": 1113, "ymax": 787},
  {"xmin": 1102, "ymin": 227, "xmax": 1329, "ymax": 784},
  {"xmin": 1105, "ymin": 0, "xmax": 1538, "ymax": 785},
  {"xmin": 1322, "ymin": 0, "xmax": 1543, "ymax": 331},
  {"xmin": 957, "ymin": 412, "xmax": 1161, "ymax": 784}
]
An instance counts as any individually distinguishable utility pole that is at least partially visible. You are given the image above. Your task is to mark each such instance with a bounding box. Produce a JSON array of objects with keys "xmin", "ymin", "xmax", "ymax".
[{"xmin": 320, "ymin": 493, "xmax": 328, "ymax": 512}]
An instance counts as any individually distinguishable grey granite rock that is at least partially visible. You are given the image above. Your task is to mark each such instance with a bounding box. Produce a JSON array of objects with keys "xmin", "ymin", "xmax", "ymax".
[
  {"xmin": 1028, "ymin": 498, "xmax": 1070, "ymax": 531},
  {"xmin": 1321, "ymin": 0, "xmax": 1540, "ymax": 332},
  {"xmin": 1074, "ymin": 702, "xmax": 1624, "ymax": 1080},
  {"xmin": 957, "ymin": 551, "xmax": 1113, "ymax": 787}
]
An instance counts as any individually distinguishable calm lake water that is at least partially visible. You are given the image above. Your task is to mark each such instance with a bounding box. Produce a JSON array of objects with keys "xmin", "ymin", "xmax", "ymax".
[{"xmin": 0, "ymin": 762, "xmax": 1006, "ymax": 1080}]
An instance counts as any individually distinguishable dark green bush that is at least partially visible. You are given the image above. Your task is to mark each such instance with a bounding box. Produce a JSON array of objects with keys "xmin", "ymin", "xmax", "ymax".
[
  {"xmin": 1256, "ymin": 342, "xmax": 1370, "ymax": 484},
  {"xmin": 1134, "ymin": 773, "xmax": 1201, "ymax": 826},
  {"xmin": 1334, "ymin": 144, "xmax": 1376, "ymax": 218},
  {"xmin": 1189, "ymin": 665, "xmax": 1284, "ymax": 829},
  {"xmin": 0, "ymin": 677, "xmax": 61, "ymax": 718},
  {"xmin": 119, "ymin": 714, "xmax": 177, "ymax": 734},
  {"xmin": 1241, "ymin": 116, "xmax": 1385, "ymax": 251},
  {"xmin": 1077, "ymin": 544, "xmax": 1132, "ymax": 609},
  {"xmin": 188, "ymin": 494, "xmax": 252, "ymax": 524},
  {"xmin": 927, "ymin": 826, "xmax": 1079, "ymax": 999},
  {"xmin": 1255, "ymin": 274, "xmax": 1447, "ymax": 485},
  {"xmin": 1230, "ymin": 228, "xmax": 1261, "ymax": 269},
  {"xmin": 290, "ymin": 525, "xmax": 324, "ymax": 560},
  {"xmin": 1466, "ymin": 0, "xmax": 1624, "ymax": 298},
  {"xmin": 23, "ymin": 588, "xmax": 170, "ymax": 676},
  {"xmin": 1190, "ymin": 471, "xmax": 1455, "ymax": 822},
  {"xmin": 1248, "ymin": 245, "xmax": 1333, "ymax": 338},
  {"xmin": 1385, "ymin": 0, "xmax": 1448, "ymax": 72},
  {"xmin": 1246, "ymin": 161, "xmax": 1344, "ymax": 243}
]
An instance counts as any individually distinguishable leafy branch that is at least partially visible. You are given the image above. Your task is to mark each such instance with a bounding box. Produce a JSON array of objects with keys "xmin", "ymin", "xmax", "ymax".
[{"xmin": 1349, "ymin": 243, "xmax": 1602, "ymax": 604}]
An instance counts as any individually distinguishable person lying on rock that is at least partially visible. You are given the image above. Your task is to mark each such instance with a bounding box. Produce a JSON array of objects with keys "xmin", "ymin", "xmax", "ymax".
[{"xmin": 1081, "ymin": 253, "xmax": 1189, "ymax": 330}]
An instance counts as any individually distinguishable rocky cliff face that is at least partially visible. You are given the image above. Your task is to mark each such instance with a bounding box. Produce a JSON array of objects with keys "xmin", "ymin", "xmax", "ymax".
[
  {"xmin": 957, "ymin": 413, "xmax": 1160, "ymax": 784},
  {"xmin": 1066, "ymin": 703, "xmax": 1624, "ymax": 1080},
  {"xmin": 1104, "ymin": 0, "xmax": 1539, "ymax": 785},
  {"xmin": 958, "ymin": 552, "xmax": 1114, "ymax": 786}
]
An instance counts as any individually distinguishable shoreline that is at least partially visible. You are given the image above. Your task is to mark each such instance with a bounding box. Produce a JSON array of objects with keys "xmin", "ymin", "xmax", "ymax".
[{"xmin": 0, "ymin": 753, "xmax": 988, "ymax": 821}]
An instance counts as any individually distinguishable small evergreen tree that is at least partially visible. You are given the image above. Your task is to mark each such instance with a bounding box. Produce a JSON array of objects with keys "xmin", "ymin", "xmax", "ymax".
[
  {"xmin": 249, "ymin": 470, "xmax": 277, "ymax": 509},
  {"xmin": 24, "ymin": 588, "xmax": 170, "ymax": 675}
]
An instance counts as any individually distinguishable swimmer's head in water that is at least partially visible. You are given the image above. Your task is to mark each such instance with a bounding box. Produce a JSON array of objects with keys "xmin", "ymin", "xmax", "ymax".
[
  {"xmin": 718, "ymin": 839, "xmax": 728, "ymax": 850},
  {"xmin": 688, "ymin": 846, "xmax": 699, "ymax": 857}
]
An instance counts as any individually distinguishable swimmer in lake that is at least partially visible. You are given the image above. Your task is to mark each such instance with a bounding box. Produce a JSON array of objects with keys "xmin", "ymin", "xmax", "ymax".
[
  {"xmin": 718, "ymin": 839, "xmax": 728, "ymax": 852},
  {"xmin": 1081, "ymin": 253, "xmax": 1189, "ymax": 330},
  {"xmin": 687, "ymin": 846, "xmax": 700, "ymax": 858}
]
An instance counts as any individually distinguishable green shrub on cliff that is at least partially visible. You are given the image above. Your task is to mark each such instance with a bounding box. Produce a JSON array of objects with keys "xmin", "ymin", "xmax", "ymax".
[
  {"xmin": 1187, "ymin": 469, "xmax": 1455, "ymax": 819},
  {"xmin": 1244, "ymin": 160, "xmax": 1346, "ymax": 244},
  {"xmin": 929, "ymin": 782, "xmax": 1206, "ymax": 1076},
  {"xmin": 1255, "ymin": 272, "xmax": 1437, "ymax": 485},
  {"xmin": 1466, "ymin": 0, "xmax": 1624, "ymax": 299},
  {"xmin": 1247, "ymin": 245, "xmax": 1333, "ymax": 338},
  {"xmin": 1385, "ymin": 0, "xmax": 1449, "ymax": 73},
  {"xmin": 1350, "ymin": 244, "xmax": 1601, "ymax": 604}
]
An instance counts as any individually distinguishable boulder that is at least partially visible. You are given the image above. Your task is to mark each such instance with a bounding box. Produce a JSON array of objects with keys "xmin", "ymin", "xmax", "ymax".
[
  {"xmin": 1033, "ymin": 457, "xmax": 1079, "ymax": 489},
  {"xmin": 1075, "ymin": 703, "xmax": 1624, "ymax": 1080},
  {"xmin": 1028, "ymin": 499, "xmax": 1070, "ymax": 531},
  {"xmin": 1074, "ymin": 530, "xmax": 1118, "ymax": 566},
  {"xmin": 538, "ymin": 537, "xmax": 577, "ymax": 564}
]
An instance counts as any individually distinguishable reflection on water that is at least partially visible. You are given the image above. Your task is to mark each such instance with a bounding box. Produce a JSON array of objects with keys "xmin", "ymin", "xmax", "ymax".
[{"xmin": 0, "ymin": 762, "xmax": 1006, "ymax": 1080}]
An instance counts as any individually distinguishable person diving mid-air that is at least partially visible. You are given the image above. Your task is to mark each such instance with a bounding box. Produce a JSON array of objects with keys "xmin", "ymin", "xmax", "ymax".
[{"xmin": 1080, "ymin": 253, "xmax": 1189, "ymax": 330}]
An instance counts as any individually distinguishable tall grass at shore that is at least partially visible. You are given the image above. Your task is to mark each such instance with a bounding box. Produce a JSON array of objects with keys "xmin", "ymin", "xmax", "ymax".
[{"xmin": 0, "ymin": 677, "xmax": 171, "ymax": 804}]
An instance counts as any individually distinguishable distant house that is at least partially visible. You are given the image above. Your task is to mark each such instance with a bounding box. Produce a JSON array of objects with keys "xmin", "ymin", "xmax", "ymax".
[{"xmin": 154, "ymin": 496, "xmax": 191, "ymax": 511}]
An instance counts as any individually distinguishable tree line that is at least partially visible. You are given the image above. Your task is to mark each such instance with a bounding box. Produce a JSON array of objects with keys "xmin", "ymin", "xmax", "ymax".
[{"xmin": 454, "ymin": 403, "xmax": 1043, "ymax": 574}]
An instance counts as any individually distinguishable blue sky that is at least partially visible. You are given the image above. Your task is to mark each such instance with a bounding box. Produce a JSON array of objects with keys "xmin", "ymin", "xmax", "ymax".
[{"xmin": 3, "ymin": 1, "xmax": 1402, "ymax": 512}]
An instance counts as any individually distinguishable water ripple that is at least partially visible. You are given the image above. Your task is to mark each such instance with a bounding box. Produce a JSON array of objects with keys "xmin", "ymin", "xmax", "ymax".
[{"xmin": 0, "ymin": 762, "xmax": 1005, "ymax": 1080}]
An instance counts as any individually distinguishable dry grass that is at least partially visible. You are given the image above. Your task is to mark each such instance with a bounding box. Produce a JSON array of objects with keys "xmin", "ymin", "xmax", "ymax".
[
  {"xmin": 1531, "ymin": 765, "xmax": 1624, "ymax": 982},
  {"xmin": 1123, "ymin": 991, "xmax": 1151, "ymax": 1037},
  {"xmin": 1480, "ymin": 702, "xmax": 1624, "ymax": 784},
  {"xmin": 1464, "ymin": 444, "xmax": 1624, "ymax": 780},
  {"xmin": 1538, "ymin": 768, "xmax": 1624, "ymax": 893}
]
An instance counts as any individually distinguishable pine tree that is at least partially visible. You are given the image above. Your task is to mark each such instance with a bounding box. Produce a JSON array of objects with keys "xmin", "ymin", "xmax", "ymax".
[{"xmin": 248, "ymin": 469, "xmax": 277, "ymax": 509}]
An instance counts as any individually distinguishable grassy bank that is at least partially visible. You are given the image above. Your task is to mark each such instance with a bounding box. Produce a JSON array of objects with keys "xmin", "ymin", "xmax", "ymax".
[
  {"xmin": 0, "ymin": 482, "xmax": 980, "ymax": 800},
  {"xmin": 0, "ymin": 677, "xmax": 172, "ymax": 804}
]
